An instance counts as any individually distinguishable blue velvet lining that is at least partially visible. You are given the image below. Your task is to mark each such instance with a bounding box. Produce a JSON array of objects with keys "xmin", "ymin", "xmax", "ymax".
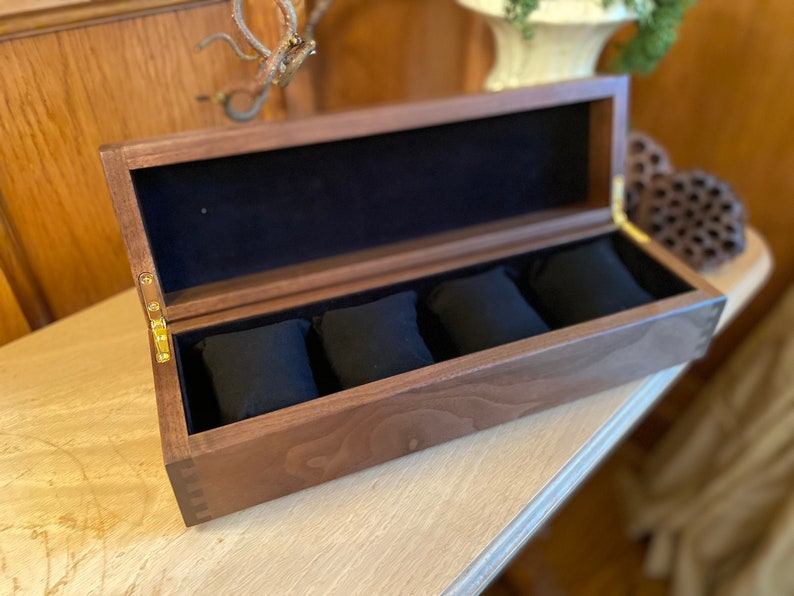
[{"xmin": 132, "ymin": 103, "xmax": 590, "ymax": 294}]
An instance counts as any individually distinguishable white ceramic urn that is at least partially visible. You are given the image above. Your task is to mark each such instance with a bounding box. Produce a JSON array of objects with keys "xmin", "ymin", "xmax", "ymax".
[{"xmin": 456, "ymin": 0, "xmax": 637, "ymax": 90}]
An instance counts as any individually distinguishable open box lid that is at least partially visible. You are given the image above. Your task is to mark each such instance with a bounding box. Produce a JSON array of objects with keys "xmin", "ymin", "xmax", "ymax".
[{"xmin": 101, "ymin": 76, "xmax": 629, "ymax": 350}]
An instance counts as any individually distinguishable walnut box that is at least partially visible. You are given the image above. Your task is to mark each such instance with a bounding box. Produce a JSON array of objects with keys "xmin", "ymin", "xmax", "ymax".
[{"xmin": 101, "ymin": 76, "xmax": 725, "ymax": 526}]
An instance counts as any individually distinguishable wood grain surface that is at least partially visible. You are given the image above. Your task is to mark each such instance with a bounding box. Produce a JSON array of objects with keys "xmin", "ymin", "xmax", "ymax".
[
  {"xmin": 0, "ymin": 193, "xmax": 31, "ymax": 344},
  {"xmin": 0, "ymin": 0, "xmax": 219, "ymax": 40},
  {"xmin": 625, "ymin": 0, "xmax": 794, "ymax": 377},
  {"xmin": 313, "ymin": 0, "xmax": 474, "ymax": 111},
  {"xmin": 311, "ymin": 0, "xmax": 794, "ymax": 383},
  {"xmin": 0, "ymin": 192, "xmax": 54, "ymax": 332},
  {"xmin": 3, "ymin": 0, "xmax": 788, "ymax": 363},
  {"xmin": 0, "ymin": 228, "xmax": 769, "ymax": 594},
  {"xmin": 175, "ymin": 287, "xmax": 721, "ymax": 523},
  {"xmin": 0, "ymin": 2, "xmax": 287, "ymax": 325},
  {"xmin": 308, "ymin": 0, "xmax": 794, "ymax": 347},
  {"xmin": 0, "ymin": 271, "xmax": 31, "ymax": 344}
]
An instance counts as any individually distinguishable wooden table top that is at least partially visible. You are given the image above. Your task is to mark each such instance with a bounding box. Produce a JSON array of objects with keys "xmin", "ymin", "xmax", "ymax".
[{"xmin": 0, "ymin": 230, "xmax": 771, "ymax": 595}]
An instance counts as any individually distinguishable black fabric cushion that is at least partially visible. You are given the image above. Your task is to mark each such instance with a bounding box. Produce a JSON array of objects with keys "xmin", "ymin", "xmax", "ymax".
[
  {"xmin": 527, "ymin": 237, "xmax": 654, "ymax": 327},
  {"xmin": 427, "ymin": 267, "xmax": 550, "ymax": 355},
  {"xmin": 316, "ymin": 292, "xmax": 434, "ymax": 389},
  {"xmin": 197, "ymin": 319, "xmax": 319, "ymax": 425}
]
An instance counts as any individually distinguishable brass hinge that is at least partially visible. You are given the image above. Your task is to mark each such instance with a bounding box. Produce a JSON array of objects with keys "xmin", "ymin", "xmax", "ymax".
[
  {"xmin": 138, "ymin": 272, "xmax": 171, "ymax": 364},
  {"xmin": 611, "ymin": 175, "xmax": 650, "ymax": 244}
]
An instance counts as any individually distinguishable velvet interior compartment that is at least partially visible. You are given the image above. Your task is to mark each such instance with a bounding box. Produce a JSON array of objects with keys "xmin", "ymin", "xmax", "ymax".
[
  {"xmin": 196, "ymin": 320, "xmax": 319, "ymax": 425},
  {"xmin": 315, "ymin": 292, "xmax": 435, "ymax": 390},
  {"xmin": 174, "ymin": 233, "xmax": 693, "ymax": 435},
  {"xmin": 525, "ymin": 237, "xmax": 654, "ymax": 327},
  {"xmin": 130, "ymin": 103, "xmax": 590, "ymax": 295},
  {"xmin": 428, "ymin": 267, "xmax": 550, "ymax": 355}
]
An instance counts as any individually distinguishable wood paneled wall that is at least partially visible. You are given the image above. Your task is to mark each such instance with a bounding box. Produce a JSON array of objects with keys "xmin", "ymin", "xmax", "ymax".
[
  {"xmin": 0, "ymin": 190, "xmax": 53, "ymax": 344},
  {"xmin": 628, "ymin": 0, "xmax": 794, "ymax": 369},
  {"xmin": 0, "ymin": 0, "xmax": 215, "ymax": 40},
  {"xmin": 1, "ymin": 0, "xmax": 790, "ymax": 354},
  {"xmin": 314, "ymin": 0, "xmax": 793, "ymax": 368},
  {"xmin": 0, "ymin": 1, "xmax": 288, "ymax": 341},
  {"xmin": 0, "ymin": 273, "xmax": 30, "ymax": 343},
  {"xmin": 314, "ymin": 0, "xmax": 478, "ymax": 110}
]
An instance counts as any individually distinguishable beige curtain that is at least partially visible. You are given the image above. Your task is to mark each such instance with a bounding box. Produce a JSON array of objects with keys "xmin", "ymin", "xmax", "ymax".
[{"xmin": 620, "ymin": 285, "xmax": 794, "ymax": 596}]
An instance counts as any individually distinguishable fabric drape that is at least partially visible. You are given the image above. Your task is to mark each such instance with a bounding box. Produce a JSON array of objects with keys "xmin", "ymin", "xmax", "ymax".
[{"xmin": 620, "ymin": 285, "xmax": 794, "ymax": 596}]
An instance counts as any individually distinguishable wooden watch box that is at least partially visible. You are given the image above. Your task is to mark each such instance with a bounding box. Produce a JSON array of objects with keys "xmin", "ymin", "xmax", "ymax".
[{"xmin": 101, "ymin": 76, "xmax": 724, "ymax": 526}]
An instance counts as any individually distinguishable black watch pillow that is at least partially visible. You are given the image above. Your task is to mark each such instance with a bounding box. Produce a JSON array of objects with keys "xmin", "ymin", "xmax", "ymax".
[
  {"xmin": 316, "ymin": 291, "xmax": 434, "ymax": 389},
  {"xmin": 428, "ymin": 267, "xmax": 550, "ymax": 355},
  {"xmin": 197, "ymin": 319, "xmax": 319, "ymax": 425},
  {"xmin": 527, "ymin": 237, "xmax": 653, "ymax": 327}
]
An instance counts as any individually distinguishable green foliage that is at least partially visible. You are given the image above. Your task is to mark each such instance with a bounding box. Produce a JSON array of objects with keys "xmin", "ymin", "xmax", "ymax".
[
  {"xmin": 613, "ymin": 0, "xmax": 697, "ymax": 74},
  {"xmin": 504, "ymin": 0, "xmax": 540, "ymax": 39},
  {"xmin": 504, "ymin": 0, "xmax": 697, "ymax": 75}
]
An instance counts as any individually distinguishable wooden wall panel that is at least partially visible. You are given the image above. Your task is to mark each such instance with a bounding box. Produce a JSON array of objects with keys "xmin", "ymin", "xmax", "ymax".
[
  {"xmin": 2, "ymin": 0, "xmax": 788, "ymax": 356},
  {"xmin": 407, "ymin": 0, "xmax": 792, "ymax": 369},
  {"xmin": 314, "ymin": 0, "xmax": 475, "ymax": 110},
  {"xmin": 0, "ymin": 2, "xmax": 286, "ymax": 322},
  {"xmin": 0, "ymin": 192, "xmax": 53, "ymax": 331},
  {"xmin": 313, "ymin": 0, "xmax": 791, "ymax": 370},
  {"xmin": 627, "ymin": 0, "xmax": 794, "ymax": 368},
  {"xmin": 0, "ymin": 272, "xmax": 31, "ymax": 345},
  {"xmin": 0, "ymin": 0, "xmax": 218, "ymax": 40}
]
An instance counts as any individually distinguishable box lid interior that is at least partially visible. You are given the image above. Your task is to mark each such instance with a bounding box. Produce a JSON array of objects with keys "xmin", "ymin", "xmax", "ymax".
[{"xmin": 115, "ymin": 77, "xmax": 627, "ymax": 316}]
